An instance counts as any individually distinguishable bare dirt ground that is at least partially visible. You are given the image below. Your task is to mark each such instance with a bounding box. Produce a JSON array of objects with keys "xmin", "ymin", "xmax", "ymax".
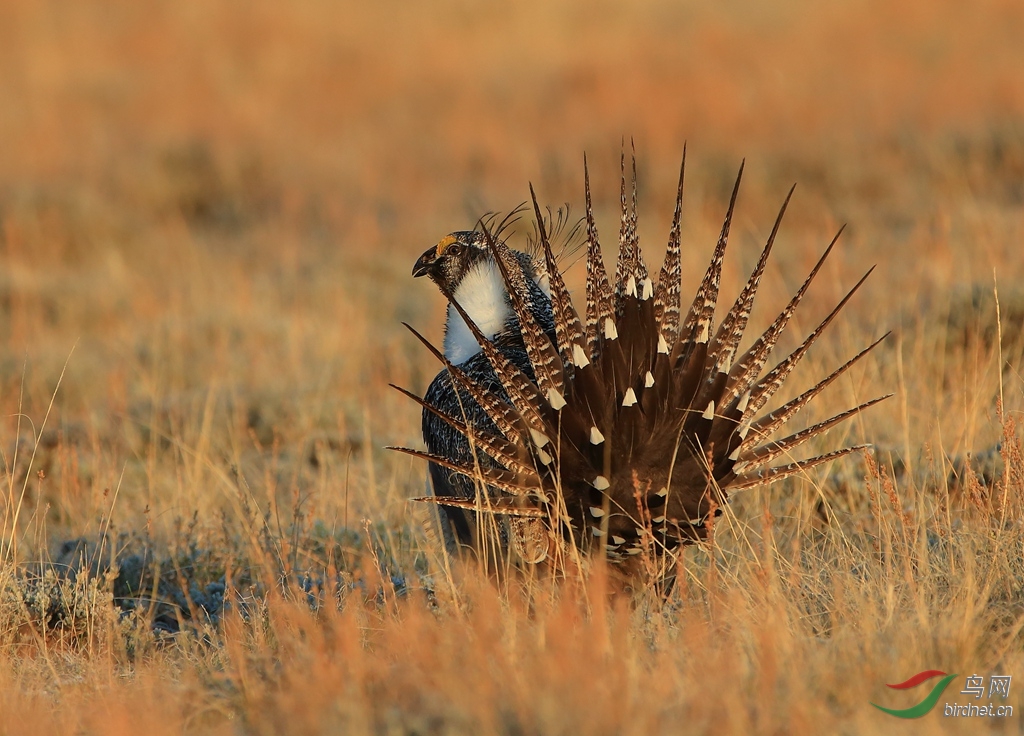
[{"xmin": 1, "ymin": 0, "xmax": 1023, "ymax": 733}]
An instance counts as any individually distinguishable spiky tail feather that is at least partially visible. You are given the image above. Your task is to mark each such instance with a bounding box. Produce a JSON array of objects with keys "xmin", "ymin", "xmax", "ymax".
[{"xmin": 395, "ymin": 152, "xmax": 887, "ymax": 579}]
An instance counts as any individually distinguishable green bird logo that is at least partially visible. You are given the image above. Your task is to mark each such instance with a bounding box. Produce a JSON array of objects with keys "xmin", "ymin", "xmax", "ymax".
[{"xmin": 872, "ymin": 670, "xmax": 958, "ymax": 718}]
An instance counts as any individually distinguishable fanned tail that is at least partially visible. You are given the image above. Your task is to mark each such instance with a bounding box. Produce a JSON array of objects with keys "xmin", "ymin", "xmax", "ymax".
[{"xmin": 394, "ymin": 151, "xmax": 888, "ymax": 580}]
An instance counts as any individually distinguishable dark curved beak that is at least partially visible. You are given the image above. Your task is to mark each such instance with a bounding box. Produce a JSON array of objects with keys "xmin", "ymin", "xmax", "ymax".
[{"xmin": 412, "ymin": 246, "xmax": 439, "ymax": 278}]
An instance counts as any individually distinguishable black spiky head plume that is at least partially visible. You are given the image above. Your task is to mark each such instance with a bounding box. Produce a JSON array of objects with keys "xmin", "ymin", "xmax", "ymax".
[{"xmin": 391, "ymin": 148, "xmax": 889, "ymax": 583}]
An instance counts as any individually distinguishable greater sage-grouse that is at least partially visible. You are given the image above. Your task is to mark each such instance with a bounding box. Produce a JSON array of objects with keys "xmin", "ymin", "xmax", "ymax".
[
  {"xmin": 391, "ymin": 150, "xmax": 888, "ymax": 583},
  {"xmin": 405, "ymin": 226, "xmax": 559, "ymax": 554}
]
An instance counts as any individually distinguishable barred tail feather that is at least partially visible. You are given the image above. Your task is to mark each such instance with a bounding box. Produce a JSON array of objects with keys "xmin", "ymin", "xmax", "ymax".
[
  {"xmin": 389, "ymin": 384, "xmax": 539, "ymax": 477},
  {"xmin": 584, "ymin": 155, "xmax": 615, "ymax": 359},
  {"xmin": 729, "ymin": 445, "xmax": 873, "ymax": 491},
  {"xmin": 654, "ymin": 148, "xmax": 686, "ymax": 345},
  {"xmin": 401, "ymin": 323, "xmax": 528, "ymax": 444}
]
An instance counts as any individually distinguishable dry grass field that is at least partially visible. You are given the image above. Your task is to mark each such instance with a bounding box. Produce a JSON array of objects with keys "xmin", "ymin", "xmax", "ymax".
[{"xmin": 2, "ymin": 0, "xmax": 1024, "ymax": 733}]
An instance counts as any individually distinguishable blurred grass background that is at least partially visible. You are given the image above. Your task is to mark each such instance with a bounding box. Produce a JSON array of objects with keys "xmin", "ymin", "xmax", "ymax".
[{"xmin": 1, "ymin": 0, "xmax": 1023, "ymax": 733}]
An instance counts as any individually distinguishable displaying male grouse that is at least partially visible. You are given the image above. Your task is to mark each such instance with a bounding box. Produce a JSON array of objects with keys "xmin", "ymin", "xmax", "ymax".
[
  {"xmin": 393, "ymin": 150, "xmax": 889, "ymax": 584},
  {"xmin": 405, "ymin": 230, "xmax": 556, "ymax": 557}
]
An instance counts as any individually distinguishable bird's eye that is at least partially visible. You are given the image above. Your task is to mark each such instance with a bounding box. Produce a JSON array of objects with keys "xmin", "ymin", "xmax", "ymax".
[{"xmin": 446, "ymin": 243, "xmax": 462, "ymax": 256}]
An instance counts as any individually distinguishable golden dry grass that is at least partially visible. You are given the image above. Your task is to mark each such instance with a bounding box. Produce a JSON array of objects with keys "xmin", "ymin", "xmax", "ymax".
[{"xmin": 1, "ymin": 0, "xmax": 1024, "ymax": 733}]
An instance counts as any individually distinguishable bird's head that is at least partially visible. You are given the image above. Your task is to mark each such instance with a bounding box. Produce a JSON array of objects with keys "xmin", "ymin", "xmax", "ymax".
[{"xmin": 412, "ymin": 231, "xmax": 490, "ymax": 291}]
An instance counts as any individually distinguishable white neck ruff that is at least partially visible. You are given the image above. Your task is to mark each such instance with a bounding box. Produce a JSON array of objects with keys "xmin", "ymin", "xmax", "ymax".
[{"xmin": 443, "ymin": 259, "xmax": 513, "ymax": 364}]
